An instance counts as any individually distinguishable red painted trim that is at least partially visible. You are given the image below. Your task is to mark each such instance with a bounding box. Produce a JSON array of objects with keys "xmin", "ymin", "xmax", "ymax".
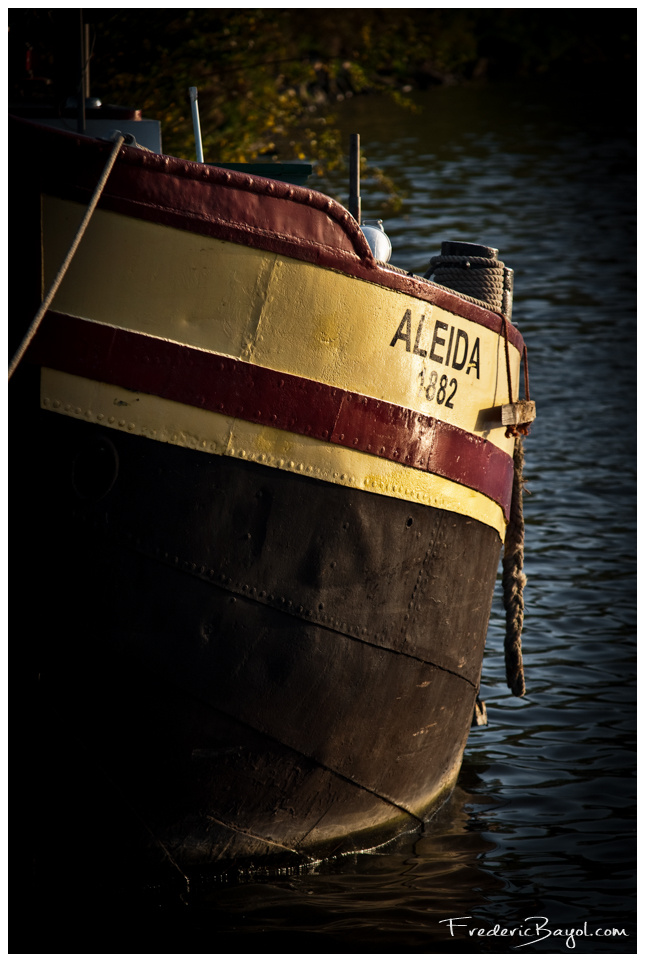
[
  {"xmin": 30, "ymin": 313, "xmax": 513, "ymax": 518},
  {"xmin": 12, "ymin": 115, "xmax": 525, "ymax": 354}
]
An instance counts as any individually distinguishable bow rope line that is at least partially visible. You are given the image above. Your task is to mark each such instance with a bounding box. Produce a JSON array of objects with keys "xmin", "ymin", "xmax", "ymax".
[{"xmin": 9, "ymin": 132, "xmax": 125, "ymax": 380}]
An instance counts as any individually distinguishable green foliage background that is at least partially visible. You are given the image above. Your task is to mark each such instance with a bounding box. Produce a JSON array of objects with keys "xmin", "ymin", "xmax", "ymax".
[{"xmin": 9, "ymin": 8, "xmax": 634, "ymax": 180}]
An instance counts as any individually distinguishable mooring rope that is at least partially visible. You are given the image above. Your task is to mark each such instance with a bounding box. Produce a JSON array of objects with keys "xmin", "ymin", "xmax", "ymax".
[
  {"xmin": 500, "ymin": 316, "xmax": 532, "ymax": 439},
  {"xmin": 8, "ymin": 132, "xmax": 125, "ymax": 380},
  {"xmin": 500, "ymin": 310, "xmax": 530, "ymax": 696},
  {"xmin": 426, "ymin": 245, "xmax": 530, "ymax": 698},
  {"xmin": 502, "ymin": 437, "xmax": 527, "ymax": 696}
]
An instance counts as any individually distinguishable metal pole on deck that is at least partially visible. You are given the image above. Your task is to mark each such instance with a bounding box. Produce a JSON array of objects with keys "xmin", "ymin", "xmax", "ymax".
[
  {"xmin": 349, "ymin": 133, "xmax": 361, "ymax": 223},
  {"xmin": 77, "ymin": 10, "xmax": 86, "ymax": 133},
  {"xmin": 189, "ymin": 87, "xmax": 204, "ymax": 163},
  {"xmin": 84, "ymin": 22, "xmax": 91, "ymax": 100}
]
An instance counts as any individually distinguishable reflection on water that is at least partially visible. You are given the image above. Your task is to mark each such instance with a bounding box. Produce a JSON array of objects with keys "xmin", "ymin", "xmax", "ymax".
[
  {"xmin": 314, "ymin": 79, "xmax": 636, "ymax": 955},
  {"xmin": 178, "ymin": 779, "xmax": 503, "ymax": 953},
  {"xmin": 30, "ymin": 81, "xmax": 636, "ymax": 953}
]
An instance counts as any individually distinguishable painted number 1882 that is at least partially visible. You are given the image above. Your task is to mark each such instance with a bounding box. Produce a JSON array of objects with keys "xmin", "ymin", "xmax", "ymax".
[{"xmin": 419, "ymin": 370, "xmax": 458, "ymax": 408}]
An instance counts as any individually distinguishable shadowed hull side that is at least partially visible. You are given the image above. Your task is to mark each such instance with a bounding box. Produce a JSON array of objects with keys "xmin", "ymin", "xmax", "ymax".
[
  {"xmin": 28, "ymin": 413, "xmax": 501, "ymax": 867},
  {"xmin": 9, "ymin": 116, "xmax": 526, "ymax": 870}
]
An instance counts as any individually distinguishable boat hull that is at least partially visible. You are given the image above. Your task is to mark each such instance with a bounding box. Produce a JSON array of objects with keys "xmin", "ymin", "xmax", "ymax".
[
  {"xmin": 29, "ymin": 412, "xmax": 500, "ymax": 866},
  {"xmin": 10, "ymin": 115, "xmax": 525, "ymax": 869}
]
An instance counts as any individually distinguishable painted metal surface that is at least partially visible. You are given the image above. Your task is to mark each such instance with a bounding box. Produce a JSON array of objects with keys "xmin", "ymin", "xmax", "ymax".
[
  {"xmin": 32, "ymin": 312, "xmax": 513, "ymax": 523},
  {"xmin": 32, "ymin": 192, "xmax": 522, "ymax": 534},
  {"xmin": 12, "ymin": 114, "xmax": 524, "ymax": 350},
  {"xmin": 40, "ymin": 198, "xmax": 521, "ymax": 451},
  {"xmin": 28, "ymin": 414, "xmax": 501, "ymax": 865},
  {"xmin": 41, "ymin": 366, "xmax": 508, "ymax": 537},
  {"xmin": 10, "ymin": 114, "xmax": 529, "ymax": 868}
]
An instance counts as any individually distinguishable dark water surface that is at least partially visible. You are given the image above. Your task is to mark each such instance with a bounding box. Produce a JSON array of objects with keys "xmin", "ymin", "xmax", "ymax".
[{"xmin": 30, "ymin": 81, "xmax": 636, "ymax": 954}]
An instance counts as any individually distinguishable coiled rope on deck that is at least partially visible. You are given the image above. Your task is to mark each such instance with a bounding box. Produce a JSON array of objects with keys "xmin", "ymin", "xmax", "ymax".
[{"xmin": 426, "ymin": 253, "xmax": 507, "ymax": 309}]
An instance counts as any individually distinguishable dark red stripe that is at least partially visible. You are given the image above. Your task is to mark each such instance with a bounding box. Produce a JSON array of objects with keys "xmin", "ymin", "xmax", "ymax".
[
  {"xmin": 12, "ymin": 114, "xmax": 525, "ymax": 354},
  {"xmin": 30, "ymin": 313, "xmax": 513, "ymax": 518}
]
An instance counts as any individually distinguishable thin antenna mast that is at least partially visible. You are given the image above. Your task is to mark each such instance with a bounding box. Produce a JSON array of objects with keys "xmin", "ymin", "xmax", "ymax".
[{"xmin": 189, "ymin": 87, "xmax": 204, "ymax": 163}]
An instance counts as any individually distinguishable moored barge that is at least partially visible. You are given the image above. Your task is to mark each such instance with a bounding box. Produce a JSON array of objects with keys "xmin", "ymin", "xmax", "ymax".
[{"xmin": 10, "ymin": 107, "xmax": 533, "ymax": 872}]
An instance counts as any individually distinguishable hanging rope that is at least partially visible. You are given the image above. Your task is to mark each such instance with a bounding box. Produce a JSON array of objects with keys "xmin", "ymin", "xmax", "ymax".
[
  {"xmin": 502, "ymin": 436, "xmax": 527, "ymax": 696},
  {"xmin": 500, "ymin": 312, "xmax": 530, "ymax": 695},
  {"xmin": 501, "ymin": 315, "xmax": 533, "ymax": 438},
  {"xmin": 8, "ymin": 132, "xmax": 125, "ymax": 380},
  {"xmin": 474, "ymin": 437, "xmax": 528, "ymax": 722},
  {"xmin": 426, "ymin": 243, "xmax": 531, "ymax": 698}
]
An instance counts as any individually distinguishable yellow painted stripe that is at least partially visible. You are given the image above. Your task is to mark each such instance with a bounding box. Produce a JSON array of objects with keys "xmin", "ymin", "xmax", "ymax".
[
  {"xmin": 43, "ymin": 196, "xmax": 520, "ymax": 459},
  {"xmin": 41, "ymin": 368, "xmax": 507, "ymax": 538}
]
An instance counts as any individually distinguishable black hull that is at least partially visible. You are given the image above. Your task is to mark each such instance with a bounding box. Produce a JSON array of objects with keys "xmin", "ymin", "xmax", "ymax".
[{"xmin": 18, "ymin": 403, "xmax": 502, "ymax": 869}]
